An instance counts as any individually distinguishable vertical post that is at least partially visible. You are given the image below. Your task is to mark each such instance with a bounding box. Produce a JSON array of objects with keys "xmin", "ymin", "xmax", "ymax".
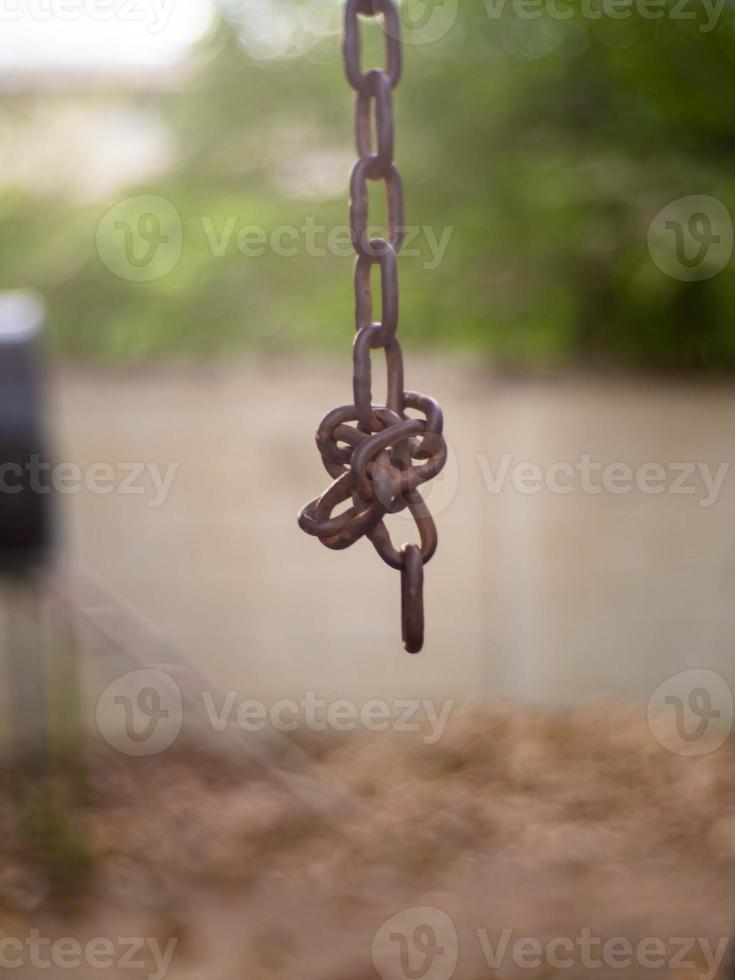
[
  {"xmin": 0, "ymin": 294, "xmax": 90, "ymax": 896},
  {"xmin": 0, "ymin": 293, "xmax": 52, "ymax": 786}
]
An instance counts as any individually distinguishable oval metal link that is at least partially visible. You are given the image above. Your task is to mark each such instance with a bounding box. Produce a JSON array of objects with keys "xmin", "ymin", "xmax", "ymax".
[
  {"xmin": 367, "ymin": 489, "xmax": 439, "ymax": 570},
  {"xmin": 351, "ymin": 416, "xmax": 423, "ymax": 508},
  {"xmin": 350, "ymin": 157, "xmax": 404, "ymax": 257},
  {"xmin": 353, "ymin": 324, "xmax": 404, "ymax": 432},
  {"xmin": 354, "ymin": 240, "xmax": 398, "ymax": 344},
  {"xmin": 298, "ymin": 471, "xmax": 384, "ymax": 550},
  {"xmin": 356, "ymin": 69, "xmax": 394, "ymax": 178},
  {"xmin": 403, "ymin": 390, "xmax": 444, "ymax": 460},
  {"xmin": 401, "ymin": 544, "xmax": 424, "ymax": 653},
  {"xmin": 343, "ymin": 0, "xmax": 402, "ymax": 95},
  {"xmin": 316, "ymin": 403, "xmax": 401, "ymax": 475},
  {"xmin": 350, "ymin": 416, "xmax": 446, "ymax": 510}
]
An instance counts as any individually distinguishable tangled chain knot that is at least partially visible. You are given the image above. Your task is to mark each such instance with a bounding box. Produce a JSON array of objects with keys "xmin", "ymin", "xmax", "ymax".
[{"xmin": 299, "ymin": 327, "xmax": 447, "ymax": 652}]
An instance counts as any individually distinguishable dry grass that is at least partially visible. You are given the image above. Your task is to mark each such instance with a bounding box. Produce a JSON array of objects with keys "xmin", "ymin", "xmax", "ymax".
[{"xmin": 1, "ymin": 703, "xmax": 735, "ymax": 978}]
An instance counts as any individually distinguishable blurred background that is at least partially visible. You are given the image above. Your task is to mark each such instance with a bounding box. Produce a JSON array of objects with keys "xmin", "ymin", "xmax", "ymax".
[
  {"xmin": 2, "ymin": 0, "xmax": 734, "ymax": 700},
  {"xmin": 6, "ymin": 0, "xmax": 735, "ymax": 366},
  {"xmin": 2, "ymin": 1, "xmax": 735, "ymax": 976}
]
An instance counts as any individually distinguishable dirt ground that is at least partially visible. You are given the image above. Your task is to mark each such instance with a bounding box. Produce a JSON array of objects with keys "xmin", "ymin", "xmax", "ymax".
[{"xmin": 2, "ymin": 705, "xmax": 735, "ymax": 979}]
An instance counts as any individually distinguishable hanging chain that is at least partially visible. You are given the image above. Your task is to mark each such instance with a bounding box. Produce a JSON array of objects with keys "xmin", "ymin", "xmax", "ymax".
[{"xmin": 298, "ymin": 0, "xmax": 447, "ymax": 654}]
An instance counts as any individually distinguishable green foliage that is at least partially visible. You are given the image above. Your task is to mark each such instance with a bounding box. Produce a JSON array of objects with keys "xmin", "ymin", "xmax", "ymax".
[{"xmin": 2, "ymin": 0, "xmax": 735, "ymax": 370}]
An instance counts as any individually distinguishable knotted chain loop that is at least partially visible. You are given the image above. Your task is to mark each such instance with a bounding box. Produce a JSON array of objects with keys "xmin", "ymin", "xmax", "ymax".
[{"xmin": 298, "ymin": 0, "xmax": 447, "ymax": 653}]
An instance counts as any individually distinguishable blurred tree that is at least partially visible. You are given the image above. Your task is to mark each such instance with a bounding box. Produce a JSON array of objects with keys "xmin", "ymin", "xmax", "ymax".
[{"xmin": 2, "ymin": 0, "xmax": 735, "ymax": 370}]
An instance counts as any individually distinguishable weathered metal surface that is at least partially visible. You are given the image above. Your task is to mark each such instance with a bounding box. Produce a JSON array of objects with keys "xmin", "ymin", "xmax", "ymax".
[{"xmin": 298, "ymin": 0, "xmax": 447, "ymax": 653}]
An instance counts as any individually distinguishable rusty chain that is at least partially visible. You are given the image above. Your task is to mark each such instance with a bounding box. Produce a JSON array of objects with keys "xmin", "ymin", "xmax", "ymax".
[{"xmin": 298, "ymin": 0, "xmax": 447, "ymax": 654}]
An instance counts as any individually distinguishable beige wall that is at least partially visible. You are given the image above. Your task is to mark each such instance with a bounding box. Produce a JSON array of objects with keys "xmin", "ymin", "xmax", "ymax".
[{"xmin": 51, "ymin": 357, "xmax": 735, "ymax": 708}]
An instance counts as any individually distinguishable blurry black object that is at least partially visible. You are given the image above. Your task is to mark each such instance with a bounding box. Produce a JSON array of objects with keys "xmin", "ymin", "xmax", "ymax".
[{"xmin": 0, "ymin": 293, "xmax": 52, "ymax": 573}]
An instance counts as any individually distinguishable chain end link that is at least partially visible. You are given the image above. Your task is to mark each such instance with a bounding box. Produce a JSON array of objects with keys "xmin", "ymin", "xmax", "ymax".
[{"xmin": 401, "ymin": 544, "xmax": 424, "ymax": 654}]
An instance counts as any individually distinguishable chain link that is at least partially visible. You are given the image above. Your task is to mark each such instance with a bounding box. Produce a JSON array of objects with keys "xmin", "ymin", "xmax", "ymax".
[
  {"xmin": 299, "ymin": 0, "xmax": 447, "ymax": 653},
  {"xmin": 354, "ymin": 244, "xmax": 399, "ymax": 344},
  {"xmin": 343, "ymin": 0, "xmax": 402, "ymax": 94},
  {"xmin": 356, "ymin": 69, "xmax": 394, "ymax": 176},
  {"xmin": 349, "ymin": 158, "xmax": 404, "ymax": 257}
]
